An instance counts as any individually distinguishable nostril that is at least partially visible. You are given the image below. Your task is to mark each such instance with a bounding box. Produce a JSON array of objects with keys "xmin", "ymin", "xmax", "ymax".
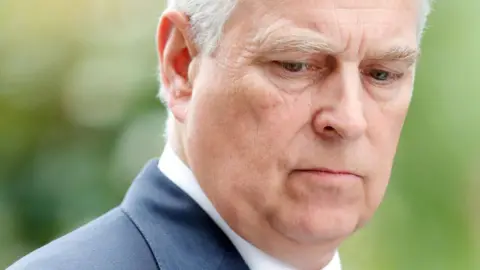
[{"xmin": 324, "ymin": 126, "xmax": 335, "ymax": 132}]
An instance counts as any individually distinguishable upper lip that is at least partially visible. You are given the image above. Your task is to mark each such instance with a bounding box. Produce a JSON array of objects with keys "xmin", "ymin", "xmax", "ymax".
[{"xmin": 295, "ymin": 168, "xmax": 363, "ymax": 178}]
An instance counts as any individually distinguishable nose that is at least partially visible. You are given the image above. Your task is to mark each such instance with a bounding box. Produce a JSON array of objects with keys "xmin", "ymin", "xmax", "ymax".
[{"xmin": 312, "ymin": 66, "xmax": 367, "ymax": 140}]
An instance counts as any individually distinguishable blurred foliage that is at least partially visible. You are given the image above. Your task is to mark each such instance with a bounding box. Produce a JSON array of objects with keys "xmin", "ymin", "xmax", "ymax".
[{"xmin": 0, "ymin": 0, "xmax": 478, "ymax": 269}]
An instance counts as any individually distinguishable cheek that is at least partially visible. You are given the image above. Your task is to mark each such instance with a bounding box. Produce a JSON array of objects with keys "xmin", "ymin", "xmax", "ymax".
[
  {"xmin": 369, "ymin": 85, "xmax": 411, "ymax": 154},
  {"xmin": 242, "ymin": 79, "xmax": 318, "ymax": 174},
  {"xmin": 241, "ymin": 70, "xmax": 313, "ymax": 133},
  {"xmin": 186, "ymin": 70, "xmax": 289, "ymax": 173},
  {"xmin": 187, "ymin": 70, "xmax": 312, "ymax": 187},
  {"xmin": 186, "ymin": 73, "xmax": 309, "ymax": 214},
  {"xmin": 363, "ymin": 94, "xmax": 411, "ymax": 208}
]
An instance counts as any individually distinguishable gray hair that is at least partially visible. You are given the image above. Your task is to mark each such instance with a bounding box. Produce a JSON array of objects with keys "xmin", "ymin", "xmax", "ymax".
[
  {"xmin": 165, "ymin": 0, "xmax": 238, "ymax": 55},
  {"xmin": 165, "ymin": 0, "xmax": 434, "ymax": 55},
  {"xmin": 160, "ymin": 0, "xmax": 434, "ymax": 137}
]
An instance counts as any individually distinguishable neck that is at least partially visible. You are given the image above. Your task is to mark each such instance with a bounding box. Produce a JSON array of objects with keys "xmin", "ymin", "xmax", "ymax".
[{"xmin": 168, "ymin": 126, "xmax": 189, "ymax": 166}]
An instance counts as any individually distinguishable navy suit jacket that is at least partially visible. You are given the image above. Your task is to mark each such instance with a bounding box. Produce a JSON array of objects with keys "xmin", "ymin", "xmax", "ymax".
[{"xmin": 8, "ymin": 160, "xmax": 250, "ymax": 270}]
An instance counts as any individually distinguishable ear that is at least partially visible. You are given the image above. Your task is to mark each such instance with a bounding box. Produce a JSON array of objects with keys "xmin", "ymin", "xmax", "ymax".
[{"xmin": 157, "ymin": 11, "xmax": 199, "ymax": 123}]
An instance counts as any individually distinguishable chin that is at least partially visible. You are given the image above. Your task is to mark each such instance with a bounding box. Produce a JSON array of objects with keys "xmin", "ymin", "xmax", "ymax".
[{"xmin": 269, "ymin": 205, "xmax": 362, "ymax": 245}]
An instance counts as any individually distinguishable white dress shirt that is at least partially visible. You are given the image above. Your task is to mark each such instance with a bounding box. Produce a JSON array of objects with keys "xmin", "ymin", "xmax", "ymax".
[{"xmin": 158, "ymin": 144, "xmax": 342, "ymax": 270}]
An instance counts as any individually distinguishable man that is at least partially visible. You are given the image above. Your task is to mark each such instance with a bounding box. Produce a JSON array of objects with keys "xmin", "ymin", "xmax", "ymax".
[{"xmin": 8, "ymin": 0, "xmax": 433, "ymax": 269}]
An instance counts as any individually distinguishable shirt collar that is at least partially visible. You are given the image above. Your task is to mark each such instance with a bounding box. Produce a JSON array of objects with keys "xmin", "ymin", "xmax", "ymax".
[{"xmin": 158, "ymin": 144, "xmax": 342, "ymax": 270}]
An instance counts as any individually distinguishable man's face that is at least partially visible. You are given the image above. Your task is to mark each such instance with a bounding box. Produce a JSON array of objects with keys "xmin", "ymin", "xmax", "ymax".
[{"xmin": 179, "ymin": 0, "xmax": 418, "ymax": 247}]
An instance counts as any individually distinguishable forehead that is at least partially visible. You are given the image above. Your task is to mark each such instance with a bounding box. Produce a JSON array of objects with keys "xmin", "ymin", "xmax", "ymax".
[
  {"xmin": 227, "ymin": 0, "xmax": 419, "ymax": 54},
  {"xmin": 252, "ymin": 0, "xmax": 420, "ymax": 13},
  {"xmin": 241, "ymin": 0, "xmax": 419, "ymax": 23}
]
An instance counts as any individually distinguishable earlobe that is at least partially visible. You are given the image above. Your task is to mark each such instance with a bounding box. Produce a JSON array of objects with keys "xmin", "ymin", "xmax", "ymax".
[{"xmin": 156, "ymin": 11, "xmax": 198, "ymax": 123}]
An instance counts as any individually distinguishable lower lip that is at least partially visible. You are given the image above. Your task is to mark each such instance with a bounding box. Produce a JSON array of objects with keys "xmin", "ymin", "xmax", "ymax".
[{"xmin": 293, "ymin": 170, "xmax": 361, "ymax": 182}]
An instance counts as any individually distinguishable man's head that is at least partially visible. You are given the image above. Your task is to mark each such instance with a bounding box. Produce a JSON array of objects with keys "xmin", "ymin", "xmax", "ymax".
[{"xmin": 157, "ymin": 0, "xmax": 432, "ymax": 268}]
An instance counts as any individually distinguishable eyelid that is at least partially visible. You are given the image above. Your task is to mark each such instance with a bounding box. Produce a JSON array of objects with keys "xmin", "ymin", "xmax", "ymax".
[
  {"xmin": 263, "ymin": 60, "xmax": 327, "ymax": 92},
  {"xmin": 257, "ymin": 51, "xmax": 328, "ymax": 62},
  {"xmin": 273, "ymin": 61, "xmax": 327, "ymax": 75},
  {"xmin": 361, "ymin": 63, "xmax": 404, "ymax": 75},
  {"xmin": 361, "ymin": 68, "xmax": 404, "ymax": 87},
  {"xmin": 274, "ymin": 61, "xmax": 317, "ymax": 70},
  {"xmin": 362, "ymin": 60, "xmax": 413, "ymax": 72}
]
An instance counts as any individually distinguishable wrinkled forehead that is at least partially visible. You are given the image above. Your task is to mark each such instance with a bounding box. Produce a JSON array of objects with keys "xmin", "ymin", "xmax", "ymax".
[
  {"xmin": 168, "ymin": 0, "xmax": 421, "ymax": 14},
  {"xmin": 240, "ymin": 0, "xmax": 420, "ymax": 28},
  {"xmin": 250, "ymin": 0, "xmax": 420, "ymax": 9},
  {"xmin": 229, "ymin": 0, "xmax": 420, "ymax": 51}
]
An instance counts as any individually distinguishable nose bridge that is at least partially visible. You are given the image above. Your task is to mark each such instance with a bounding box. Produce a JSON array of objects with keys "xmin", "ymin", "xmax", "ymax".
[
  {"xmin": 313, "ymin": 63, "xmax": 367, "ymax": 139},
  {"xmin": 338, "ymin": 64, "xmax": 365, "ymax": 122}
]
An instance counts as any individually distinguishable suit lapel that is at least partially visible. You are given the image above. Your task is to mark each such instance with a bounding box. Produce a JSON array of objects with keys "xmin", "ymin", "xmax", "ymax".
[{"xmin": 121, "ymin": 160, "xmax": 249, "ymax": 270}]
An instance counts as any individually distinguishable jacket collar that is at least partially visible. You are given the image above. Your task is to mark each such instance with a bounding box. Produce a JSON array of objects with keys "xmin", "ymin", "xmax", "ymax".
[{"xmin": 121, "ymin": 160, "xmax": 249, "ymax": 270}]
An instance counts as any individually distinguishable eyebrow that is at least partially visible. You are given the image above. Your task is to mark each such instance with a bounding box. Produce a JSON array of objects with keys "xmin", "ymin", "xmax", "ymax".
[
  {"xmin": 252, "ymin": 26, "xmax": 420, "ymax": 65},
  {"xmin": 253, "ymin": 27, "xmax": 339, "ymax": 55},
  {"xmin": 368, "ymin": 46, "xmax": 420, "ymax": 65}
]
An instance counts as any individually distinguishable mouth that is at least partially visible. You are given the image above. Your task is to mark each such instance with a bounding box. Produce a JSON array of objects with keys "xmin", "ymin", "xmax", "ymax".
[{"xmin": 292, "ymin": 168, "xmax": 363, "ymax": 181}]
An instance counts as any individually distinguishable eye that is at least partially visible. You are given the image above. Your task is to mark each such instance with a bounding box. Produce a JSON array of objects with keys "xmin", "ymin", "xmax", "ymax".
[
  {"xmin": 364, "ymin": 68, "xmax": 404, "ymax": 85},
  {"xmin": 266, "ymin": 60, "xmax": 325, "ymax": 93},
  {"xmin": 275, "ymin": 61, "xmax": 313, "ymax": 73},
  {"xmin": 369, "ymin": 69, "xmax": 391, "ymax": 81}
]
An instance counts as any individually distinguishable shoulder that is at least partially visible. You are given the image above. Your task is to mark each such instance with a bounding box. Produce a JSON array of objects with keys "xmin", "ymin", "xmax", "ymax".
[{"xmin": 7, "ymin": 207, "xmax": 158, "ymax": 270}]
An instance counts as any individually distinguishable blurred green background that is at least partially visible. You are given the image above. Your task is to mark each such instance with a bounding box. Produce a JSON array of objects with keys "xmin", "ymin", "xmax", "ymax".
[{"xmin": 0, "ymin": 1, "xmax": 478, "ymax": 269}]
